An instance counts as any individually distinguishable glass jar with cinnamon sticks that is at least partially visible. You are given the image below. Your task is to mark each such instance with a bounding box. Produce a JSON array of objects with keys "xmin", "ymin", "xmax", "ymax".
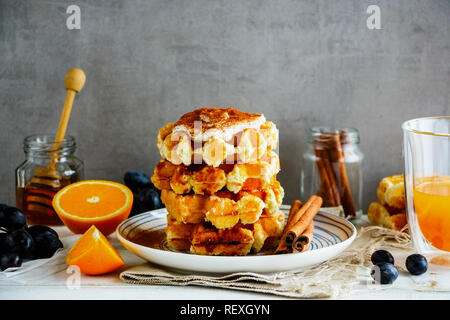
[{"xmin": 300, "ymin": 127, "xmax": 363, "ymax": 220}]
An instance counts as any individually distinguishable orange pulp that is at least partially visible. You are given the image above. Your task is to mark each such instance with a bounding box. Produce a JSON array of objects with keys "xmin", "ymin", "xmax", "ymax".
[{"xmin": 66, "ymin": 225, "xmax": 125, "ymax": 275}]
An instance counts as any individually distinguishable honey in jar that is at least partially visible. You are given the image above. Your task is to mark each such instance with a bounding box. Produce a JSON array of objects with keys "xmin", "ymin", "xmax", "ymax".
[{"xmin": 15, "ymin": 135, "xmax": 83, "ymax": 225}]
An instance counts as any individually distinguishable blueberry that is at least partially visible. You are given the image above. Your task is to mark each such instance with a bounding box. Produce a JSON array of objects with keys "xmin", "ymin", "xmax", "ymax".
[
  {"xmin": 124, "ymin": 170, "xmax": 154, "ymax": 193},
  {"xmin": 405, "ymin": 254, "xmax": 428, "ymax": 276},
  {"xmin": 370, "ymin": 263, "xmax": 398, "ymax": 284},
  {"xmin": 3, "ymin": 229, "xmax": 35, "ymax": 259},
  {"xmin": 0, "ymin": 253, "xmax": 22, "ymax": 271},
  {"xmin": 0, "ymin": 206, "xmax": 27, "ymax": 231},
  {"xmin": 137, "ymin": 188, "xmax": 163, "ymax": 212},
  {"xmin": 371, "ymin": 249, "xmax": 395, "ymax": 265}
]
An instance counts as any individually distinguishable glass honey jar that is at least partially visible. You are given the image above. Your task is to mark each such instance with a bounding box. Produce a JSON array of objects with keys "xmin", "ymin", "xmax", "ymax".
[{"xmin": 15, "ymin": 135, "xmax": 84, "ymax": 225}]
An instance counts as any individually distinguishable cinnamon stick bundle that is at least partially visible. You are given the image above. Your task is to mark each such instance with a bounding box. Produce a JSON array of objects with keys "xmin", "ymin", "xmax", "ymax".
[
  {"xmin": 314, "ymin": 131, "xmax": 356, "ymax": 219},
  {"xmin": 284, "ymin": 196, "xmax": 322, "ymax": 245},
  {"xmin": 274, "ymin": 200, "xmax": 302, "ymax": 254},
  {"xmin": 275, "ymin": 196, "xmax": 322, "ymax": 254}
]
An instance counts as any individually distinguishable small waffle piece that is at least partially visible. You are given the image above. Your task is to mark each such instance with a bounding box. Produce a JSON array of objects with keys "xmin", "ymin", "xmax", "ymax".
[
  {"xmin": 252, "ymin": 210, "xmax": 285, "ymax": 252},
  {"xmin": 367, "ymin": 202, "xmax": 407, "ymax": 231},
  {"xmin": 165, "ymin": 215, "xmax": 196, "ymax": 251},
  {"xmin": 376, "ymin": 175, "xmax": 405, "ymax": 209}
]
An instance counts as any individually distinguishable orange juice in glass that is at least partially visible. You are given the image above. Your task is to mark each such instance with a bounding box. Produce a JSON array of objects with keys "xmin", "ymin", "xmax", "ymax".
[
  {"xmin": 414, "ymin": 177, "xmax": 450, "ymax": 252},
  {"xmin": 403, "ymin": 117, "xmax": 450, "ymax": 264}
]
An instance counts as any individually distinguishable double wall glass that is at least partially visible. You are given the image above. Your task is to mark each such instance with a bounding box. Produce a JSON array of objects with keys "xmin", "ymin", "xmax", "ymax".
[{"xmin": 402, "ymin": 117, "xmax": 450, "ymax": 264}]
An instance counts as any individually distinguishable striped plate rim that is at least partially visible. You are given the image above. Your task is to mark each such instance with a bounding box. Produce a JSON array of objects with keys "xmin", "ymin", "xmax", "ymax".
[{"xmin": 118, "ymin": 205, "xmax": 355, "ymax": 254}]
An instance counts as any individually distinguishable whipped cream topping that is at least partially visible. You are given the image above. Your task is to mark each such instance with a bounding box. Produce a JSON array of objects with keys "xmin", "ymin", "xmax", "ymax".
[{"xmin": 172, "ymin": 116, "xmax": 266, "ymax": 142}]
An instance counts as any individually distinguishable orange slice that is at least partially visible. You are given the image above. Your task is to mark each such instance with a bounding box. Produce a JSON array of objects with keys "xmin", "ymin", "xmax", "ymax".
[
  {"xmin": 66, "ymin": 225, "xmax": 125, "ymax": 275},
  {"xmin": 53, "ymin": 180, "xmax": 133, "ymax": 236}
]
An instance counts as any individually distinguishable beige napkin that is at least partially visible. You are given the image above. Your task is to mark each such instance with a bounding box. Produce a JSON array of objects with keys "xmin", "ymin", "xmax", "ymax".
[
  {"xmin": 119, "ymin": 205, "xmax": 421, "ymax": 298},
  {"xmin": 120, "ymin": 261, "xmax": 360, "ymax": 298}
]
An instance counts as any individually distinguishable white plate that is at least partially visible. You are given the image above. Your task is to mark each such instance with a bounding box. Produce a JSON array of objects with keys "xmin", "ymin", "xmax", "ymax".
[{"xmin": 116, "ymin": 205, "xmax": 356, "ymax": 273}]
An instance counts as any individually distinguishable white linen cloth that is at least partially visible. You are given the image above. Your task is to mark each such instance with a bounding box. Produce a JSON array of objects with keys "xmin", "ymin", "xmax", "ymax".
[{"xmin": 2, "ymin": 217, "xmax": 449, "ymax": 298}]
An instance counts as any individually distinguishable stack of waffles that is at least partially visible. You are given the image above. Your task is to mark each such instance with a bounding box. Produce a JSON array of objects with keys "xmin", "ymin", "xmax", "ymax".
[{"xmin": 151, "ymin": 107, "xmax": 285, "ymax": 255}]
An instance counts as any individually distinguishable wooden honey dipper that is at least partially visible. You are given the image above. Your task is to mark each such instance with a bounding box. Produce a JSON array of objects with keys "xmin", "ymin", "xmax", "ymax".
[{"xmin": 26, "ymin": 68, "xmax": 86, "ymax": 222}]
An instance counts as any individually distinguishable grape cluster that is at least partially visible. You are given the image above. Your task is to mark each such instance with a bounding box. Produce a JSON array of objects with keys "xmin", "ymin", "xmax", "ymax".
[
  {"xmin": 123, "ymin": 170, "xmax": 164, "ymax": 216},
  {"xmin": 0, "ymin": 204, "xmax": 63, "ymax": 271}
]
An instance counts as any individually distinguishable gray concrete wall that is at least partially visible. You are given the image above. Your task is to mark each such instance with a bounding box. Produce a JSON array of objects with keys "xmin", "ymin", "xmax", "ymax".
[{"xmin": 1, "ymin": 0, "xmax": 449, "ymax": 212}]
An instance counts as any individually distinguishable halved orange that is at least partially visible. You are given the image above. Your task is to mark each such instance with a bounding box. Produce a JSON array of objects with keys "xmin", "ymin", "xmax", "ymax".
[
  {"xmin": 66, "ymin": 225, "xmax": 125, "ymax": 275},
  {"xmin": 53, "ymin": 180, "xmax": 133, "ymax": 236}
]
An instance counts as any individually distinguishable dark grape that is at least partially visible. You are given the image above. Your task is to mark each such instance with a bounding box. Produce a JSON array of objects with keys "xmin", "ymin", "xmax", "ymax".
[
  {"xmin": 30, "ymin": 228, "xmax": 63, "ymax": 259},
  {"xmin": 3, "ymin": 229, "xmax": 35, "ymax": 259},
  {"xmin": 0, "ymin": 253, "xmax": 22, "ymax": 271},
  {"xmin": 0, "ymin": 204, "xmax": 7, "ymax": 232},
  {"xmin": 0, "ymin": 206, "xmax": 27, "ymax": 231},
  {"xmin": 0, "ymin": 203, "xmax": 7, "ymax": 216},
  {"xmin": 26, "ymin": 225, "xmax": 58, "ymax": 238},
  {"xmin": 137, "ymin": 188, "xmax": 163, "ymax": 212},
  {"xmin": 129, "ymin": 198, "xmax": 143, "ymax": 217},
  {"xmin": 0, "ymin": 232, "xmax": 7, "ymax": 253},
  {"xmin": 124, "ymin": 170, "xmax": 154, "ymax": 193}
]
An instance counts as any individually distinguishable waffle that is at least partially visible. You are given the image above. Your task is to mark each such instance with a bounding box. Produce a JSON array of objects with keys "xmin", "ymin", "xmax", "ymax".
[
  {"xmin": 173, "ymin": 107, "xmax": 266, "ymax": 141},
  {"xmin": 165, "ymin": 214, "xmax": 196, "ymax": 251},
  {"xmin": 190, "ymin": 222, "xmax": 255, "ymax": 256},
  {"xmin": 226, "ymin": 151, "xmax": 280, "ymax": 193},
  {"xmin": 165, "ymin": 209, "xmax": 285, "ymax": 254},
  {"xmin": 251, "ymin": 210, "xmax": 285, "ymax": 252},
  {"xmin": 151, "ymin": 151, "xmax": 280, "ymax": 195},
  {"xmin": 161, "ymin": 181, "xmax": 284, "ymax": 229},
  {"xmin": 157, "ymin": 109, "xmax": 279, "ymax": 167},
  {"xmin": 367, "ymin": 202, "xmax": 407, "ymax": 231},
  {"xmin": 377, "ymin": 175, "xmax": 405, "ymax": 209}
]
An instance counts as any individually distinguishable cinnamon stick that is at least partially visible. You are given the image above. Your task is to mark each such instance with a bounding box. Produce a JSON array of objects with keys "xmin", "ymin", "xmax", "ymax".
[
  {"xmin": 274, "ymin": 200, "xmax": 302, "ymax": 254},
  {"xmin": 285, "ymin": 195, "xmax": 322, "ymax": 245},
  {"xmin": 285, "ymin": 200, "xmax": 303, "ymax": 228},
  {"xmin": 292, "ymin": 221, "xmax": 314, "ymax": 253},
  {"xmin": 316, "ymin": 182, "xmax": 334, "ymax": 207},
  {"xmin": 314, "ymin": 138, "xmax": 341, "ymax": 207},
  {"xmin": 328, "ymin": 132, "xmax": 356, "ymax": 219}
]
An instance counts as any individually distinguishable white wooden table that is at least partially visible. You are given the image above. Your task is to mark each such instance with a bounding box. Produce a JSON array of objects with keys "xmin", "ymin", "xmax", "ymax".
[{"xmin": 1, "ymin": 225, "xmax": 449, "ymax": 300}]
